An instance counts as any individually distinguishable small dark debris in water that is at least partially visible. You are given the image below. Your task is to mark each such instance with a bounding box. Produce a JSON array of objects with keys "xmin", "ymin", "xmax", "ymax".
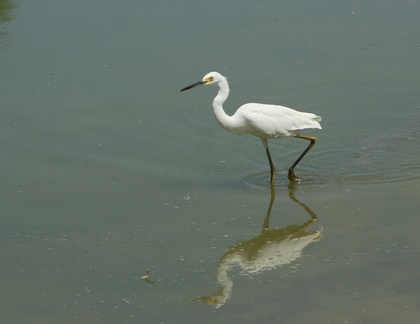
[
  {"xmin": 358, "ymin": 43, "xmax": 382, "ymax": 51},
  {"xmin": 140, "ymin": 266, "xmax": 155, "ymax": 280}
]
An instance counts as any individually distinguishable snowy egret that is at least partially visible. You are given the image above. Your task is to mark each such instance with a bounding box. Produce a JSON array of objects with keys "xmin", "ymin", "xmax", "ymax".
[{"xmin": 180, "ymin": 72, "xmax": 322, "ymax": 183}]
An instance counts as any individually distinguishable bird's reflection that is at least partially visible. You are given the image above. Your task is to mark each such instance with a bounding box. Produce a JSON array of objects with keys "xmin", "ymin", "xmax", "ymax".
[{"xmin": 196, "ymin": 184, "xmax": 322, "ymax": 308}]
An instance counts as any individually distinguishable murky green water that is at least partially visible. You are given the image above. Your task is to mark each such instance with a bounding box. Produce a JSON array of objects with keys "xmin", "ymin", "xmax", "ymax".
[{"xmin": 1, "ymin": 1, "xmax": 419, "ymax": 323}]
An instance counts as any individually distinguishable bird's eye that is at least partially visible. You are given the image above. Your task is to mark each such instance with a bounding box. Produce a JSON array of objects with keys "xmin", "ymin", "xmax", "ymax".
[{"xmin": 208, "ymin": 77, "xmax": 214, "ymax": 81}]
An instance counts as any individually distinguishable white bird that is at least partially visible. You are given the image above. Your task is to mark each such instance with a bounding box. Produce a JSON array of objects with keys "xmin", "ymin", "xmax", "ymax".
[{"xmin": 180, "ymin": 71, "xmax": 322, "ymax": 183}]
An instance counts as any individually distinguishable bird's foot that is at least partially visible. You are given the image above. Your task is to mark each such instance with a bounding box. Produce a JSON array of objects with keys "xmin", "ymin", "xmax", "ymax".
[
  {"xmin": 269, "ymin": 173, "xmax": 276, "ymax": 184},
  {"xmin": 287, "ymin": 170, "xmax": 301, "ymax": 182}
]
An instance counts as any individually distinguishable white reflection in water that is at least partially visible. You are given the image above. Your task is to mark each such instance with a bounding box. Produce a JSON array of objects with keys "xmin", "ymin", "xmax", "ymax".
[{"xmin": 196, "ymin": 185, "xmax": 322, "ymax": 308}]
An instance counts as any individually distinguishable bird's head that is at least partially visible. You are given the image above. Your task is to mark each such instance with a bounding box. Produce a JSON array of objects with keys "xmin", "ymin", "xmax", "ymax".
[{"xmin": 180, "ymin": 71, "xmax": 225, "ymax": 91}]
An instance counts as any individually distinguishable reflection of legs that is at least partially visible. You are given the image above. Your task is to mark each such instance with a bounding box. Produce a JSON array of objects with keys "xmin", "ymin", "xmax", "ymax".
[
  {"xmin": 261, "ymin": 138, "xmax": 276, "ymax": 184},
  {"xmin": 288, "ymin": 135, "xmax": 317, "ymax": 182},
  {"xmin": 288, "ymin": 183, "xmax": 317, "ymax": 221},
  {"xmin": 263, "ymin": 183, "xmax": 318, "ymax": 229},
  {"xmin": 262, "ymin": 184, "xmax": 276, "ymax": 229}
]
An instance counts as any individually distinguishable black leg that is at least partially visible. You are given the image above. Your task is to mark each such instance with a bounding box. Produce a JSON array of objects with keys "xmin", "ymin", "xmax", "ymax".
[
  {"xmin": 261, "ymin": 138, "xmax": 276, "ymax": 184},
  {"xmin": 288, "ymin": 135, "xmax": 317, "ymax": 182}
]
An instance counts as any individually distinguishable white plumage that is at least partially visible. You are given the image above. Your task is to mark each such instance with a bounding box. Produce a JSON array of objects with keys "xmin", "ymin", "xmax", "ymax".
[
  {"xmin": 181, "ymin": 71, "xmax": 322, "ymax": 183},
  {"xmin": 231, "ymin": 103, "xmax": 321, "ymax": 137}
]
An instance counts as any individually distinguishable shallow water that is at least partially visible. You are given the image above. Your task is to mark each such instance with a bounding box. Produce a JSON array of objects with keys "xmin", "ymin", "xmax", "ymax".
[{"xmin": 1, "ymin": 1, "xmax": 420, "ymax": 323}]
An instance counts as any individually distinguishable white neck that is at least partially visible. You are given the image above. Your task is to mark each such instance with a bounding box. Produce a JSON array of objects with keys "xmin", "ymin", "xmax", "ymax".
[{"xmin": 212, "ymin": 78, "xmax": 237, "ymax": 131}]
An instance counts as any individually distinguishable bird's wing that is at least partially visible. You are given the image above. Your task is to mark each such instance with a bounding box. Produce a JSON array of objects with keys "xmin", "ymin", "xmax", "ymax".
[{"xmin": 239, "ymin": 103, "xmax": 321, "ymax": 138}]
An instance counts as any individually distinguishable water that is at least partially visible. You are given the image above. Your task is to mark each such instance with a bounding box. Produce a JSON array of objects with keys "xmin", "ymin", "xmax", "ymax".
[{"xmin": 1, "ymin": 0, "xmax": 419, "ymax": 323}]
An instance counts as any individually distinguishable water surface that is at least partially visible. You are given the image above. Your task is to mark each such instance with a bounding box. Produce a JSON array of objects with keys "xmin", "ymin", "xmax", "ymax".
[{"xmin": 1, "ymin": 1, "xmax": 419, "ymax": 323}]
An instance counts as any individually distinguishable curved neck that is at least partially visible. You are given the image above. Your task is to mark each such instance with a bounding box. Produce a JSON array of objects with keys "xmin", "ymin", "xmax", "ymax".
[{"xmin": 212, "ymin": 78, "xmax": 235, "ymax": 130}]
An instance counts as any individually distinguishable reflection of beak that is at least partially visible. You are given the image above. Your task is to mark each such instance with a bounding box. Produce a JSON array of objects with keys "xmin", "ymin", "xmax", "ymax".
[{"xmin": 180, "ymin": 80, "xmax": 206, "ymax": 92}]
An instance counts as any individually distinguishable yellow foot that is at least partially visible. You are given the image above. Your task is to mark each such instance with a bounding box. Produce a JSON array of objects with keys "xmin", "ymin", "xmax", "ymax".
[
  {"xmin": 270, "ymin": 175, "xmax": 275, "ymax": 184},
  {"xmin": 287, "ymin": 170, "xmax": 301, "ymax": 182},
  {"xmin": 269, "ymin": 170, "xmax": 276, "ymax": 184}
]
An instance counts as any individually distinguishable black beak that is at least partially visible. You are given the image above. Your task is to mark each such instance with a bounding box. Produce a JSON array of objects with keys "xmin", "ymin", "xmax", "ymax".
[{"xmin": 180, "ymin": 80, "xmax": 206, "ymax": 92}]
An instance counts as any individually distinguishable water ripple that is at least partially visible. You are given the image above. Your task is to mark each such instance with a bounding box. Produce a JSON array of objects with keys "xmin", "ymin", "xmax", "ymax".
[{"xmin": 241, "ymin": 143, "xmax": 419, "ymax": 189}]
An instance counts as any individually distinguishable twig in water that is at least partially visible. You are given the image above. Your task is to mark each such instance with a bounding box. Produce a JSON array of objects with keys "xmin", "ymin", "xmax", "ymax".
[{"xmin": 140, "ymin": 266, "xmax": 155, "ymax": 280}]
